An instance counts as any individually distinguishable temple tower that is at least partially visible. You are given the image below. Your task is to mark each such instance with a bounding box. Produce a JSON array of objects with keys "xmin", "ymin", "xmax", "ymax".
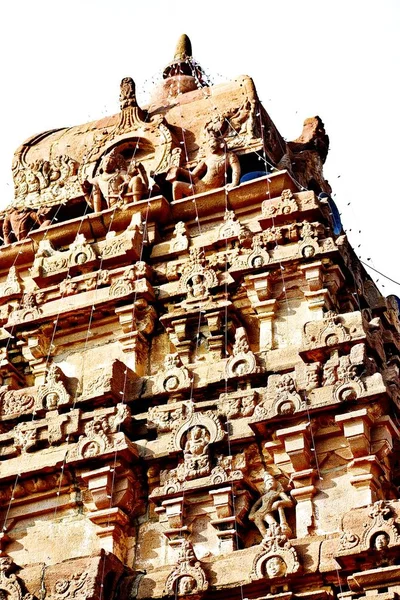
[{"xmin": 0, "ymin": 35, "xmax": 400, "ymax": 600}]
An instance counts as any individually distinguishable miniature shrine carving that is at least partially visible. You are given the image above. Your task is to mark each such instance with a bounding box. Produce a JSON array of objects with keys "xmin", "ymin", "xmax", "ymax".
[
  {"xmin": 251, "ymin": 526, "xmax": 301, "ymax": 581},
  {"xmin": 164, "ymin": 541, "xmax": 208, "ymax": 598}
]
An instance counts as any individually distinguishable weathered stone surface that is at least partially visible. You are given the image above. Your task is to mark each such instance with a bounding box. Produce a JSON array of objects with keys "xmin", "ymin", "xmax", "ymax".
[{"xmin": 0, "ymin": 33, "xmax": 398, "ymax": 600}]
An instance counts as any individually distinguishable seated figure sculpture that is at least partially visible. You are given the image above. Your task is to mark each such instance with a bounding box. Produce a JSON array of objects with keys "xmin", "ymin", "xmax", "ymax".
[
  {"xmin": 167, "ymin": 130, "xmax": 240, "ymax": 201},
  {"xmin": 119, "ymin": 160, "xmax": 149, "ymax": 204},
  {"xmin": 249, "ymin": 473, "xmax": 293, "ymax": 538}
]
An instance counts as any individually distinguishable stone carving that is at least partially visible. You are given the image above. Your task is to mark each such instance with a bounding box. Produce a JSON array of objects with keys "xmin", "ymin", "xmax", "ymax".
[
  {"xmin": 0, "ymin": 388, "xmax": 35, "ymax": 419},
  {"xmin": 132, "ymin": 298, "xmax": 157, "ymax": 335},
  {"xmin": 71, "ymin": 404, "xmax": 130, "ymax": 460},
  {"xmin": 321, "ymin": 345, "xmax": 366, "ymax": 402},
  {"xmin": 273, "ymin": 373, "xmax": 302, "ymax": 416},
  {"xmin": 165, "ymin": 409, "xmax": 225, "ymax": 481},
  {"xmin": 167, "ymin": 129, "xmax": 240, "ymax": 200},
  {"xmin": 305, "ymin": 362, "xmax": 321, "ymax": 391},
  {"xmin": 361, "ymin": 501, "xmax": 400, "ymax": 551},
  {"xmin": 164, "ymin": 541, "xmax": 208, "ymax": 598},
  {"xmin": 119, "ymin": 76, "xmax": 137, "ymax": 109},
  {"xmin": 248, "ymin": 472, "xmax": 293, "ymax": 538},
  {"xmin": 298, "ymin": 220, "xmax": 321, "ymax": 259},
  {"xmin": 170, "ymin": 222, "xmax": 189, "ymax": 253},
  {"xmin": 337, "ymin": 501, "xmax": 400, "ymax": 557},
  {"xmin": 120, "ymin": 160, "xmax": 149, "ymax": 204},
  {"xmin": 302, "ymin": 311, "xmax": 351, "ymax": 351},
  {"xmin": 179, "ymin": 249, "xmax": 218, "ymax": 303},
  {"xmin": 52, "ymin": 572, "xmax": 88, "ymax": 600},
  {"xmin": 261, "ymin": 189, "xmax": 298, "ymax": 218},
  {"xmin": 156, "ymin": 353, "xmax": 191, "ymax": 394},
  {"xmin": 225, "ymin": 327, "xmax": 257, "ymax": 378},
  {"xmin": 37, "ymin": 364, "xmax": 70, "ymax": 410},
  {"xmin": 251, "ymin": 524, "xmax": 300, "ymax": 581},
  {"xmin": 14, "ymin": 422, "xmax": 38, "ymax": 453},
  {"xmin": 183, "ymin": 425, "xmax": 211, "ymax": 479},
  {"xmin": 11, "ymin": 154, "xmax": 78, "ymax": 209},
  {"xmin": 218, "ymin": 390, "xmax": 258, "ymax": 419},
  {"xmin": 0, "ymin": 555, "xmax": 34, "ymax": 600},
  {"xmin": 217, "ymin": 210, "xmax": 242, "ymax": 241},
  {"xmin": 147, "ymin": 404, "xmax": 185, "ymax": 433},
  {"xmin": 109, "ymin": 266, "xmax": 138, "ymax": 298},
  {"xmin": 0, "ymin": 267, "xmax": 22, "ymax": 298},
  {"xmin": 68, "ymin": 234, "xmax": 96, "ymax": 267},
  {"xmin": 7, "ymin": 293, "xmax": 42, "ymax": 325},
  {"xmin": 247, "ymin": 236, "xmax": 270, "ymax": 269},
  {"xmin": 82, "ymin": 149, "xmax": 128, "ymax": 212},
  {"xmin": 31, "ymin": 235, "xmax": 97, "ymax": 279},
  {"xmin": 31, "ymin": 240, "xmax": 67, "ymax": 277}
]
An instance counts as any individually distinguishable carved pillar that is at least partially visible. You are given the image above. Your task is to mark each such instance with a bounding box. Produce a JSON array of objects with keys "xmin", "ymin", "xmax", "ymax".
[
  {"xmin": 209, "ymin": 486, "xmax": 251, "ymax": 553},
  {"xmin": 300, "ymin": 262, "xmax": 329, "ymax": 321},
  {"xmin": 155, "ymin": 496, "xmax": 189, "ymax": 547},
  {"xmin": 115, "ymin": 302, "xmax": 155, "ymax": 376},
  {"xmin": 265, "ymin": 423, "xmax": 317, "ymax": 538},
  {"xmin": 20, "ymin": 325, "xmax": 54, "ymax": 385},
  {"xmin": 245, "ymin": 273, "xmax": 278, "ymax": 351},
  {"xmin": 300, "ymin": 262, "xmax": 345, "ymax": 320},
  {"xmin": 335, "ymin": 409, "xmax": 380, "ymax": 506},
  {"xmin": 163, "ymin": 317, "xmax": 192, "ymax": 365},
  {"xmin": 81, "ymin": 462, "xmax": 144, "ymax": 563}
]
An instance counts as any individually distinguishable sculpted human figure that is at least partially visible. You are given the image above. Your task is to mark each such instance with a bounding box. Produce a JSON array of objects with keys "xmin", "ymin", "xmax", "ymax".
[
  {"xmin": 2, "ymin": 207, "xmax": 41, "ymax": 244},
  {"xmin": 82, "ymin": 151, "xmax": 127, "ymax": 212},
  {"xmin": 120, "ymin": 160, "xmax": 149, "ymax": 204},
  {"xmin": 184, "ymin": 425, "xmax": 210, "ymax": 478},
  {"xmin": 374, "ymin": 532, "xmax": 389, "ymax": 551},
  {"xmin": 248, "ymin": 473, "xmax": 293, "ymax": 538},
  {"xmin": 177, "ymin": 576, "xmax": 196, "ymax": 595},
  {"xmin": 184, "ymin": 425, "xmax": 209, "ymax": 457},
  {"xmin": 167, "ymin": 130, "xmax": 240, "ymax": 200},
  {"xmin": 265, "ymin": 555, "xmax": 287, "ymax": 578},
  {"xmin": 188, "ymin": 274, "xmax": 207, "ymax": 298}
]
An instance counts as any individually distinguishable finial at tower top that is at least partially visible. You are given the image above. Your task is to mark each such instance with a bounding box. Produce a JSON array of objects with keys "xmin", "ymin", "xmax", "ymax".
[{"xmin": 174, "ymin": 34, "xmax": 192, "ymax": 61}]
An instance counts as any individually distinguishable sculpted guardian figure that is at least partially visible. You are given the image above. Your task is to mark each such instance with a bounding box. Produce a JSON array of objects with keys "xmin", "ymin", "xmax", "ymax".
[
  {"xmin": 82, "ymin": 150, "xmax": 127, "ymax": 212},
  {"xmin": 167, "ymin": 130, "xmax": 240, "ymax": 200}
]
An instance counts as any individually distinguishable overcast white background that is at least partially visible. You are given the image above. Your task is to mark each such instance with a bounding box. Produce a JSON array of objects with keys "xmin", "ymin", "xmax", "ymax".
[{"xmin": 0, "ymin": 0, "xmax": 399, "ymax": 297}]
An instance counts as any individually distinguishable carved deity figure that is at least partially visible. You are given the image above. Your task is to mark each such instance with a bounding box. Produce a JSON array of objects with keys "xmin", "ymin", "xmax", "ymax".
[
  {"xmin": 248, "ymin": 473, "xmax": 293, "ymax": 538},
  {"xmin": 167, "ymin": 130, "xmax": 240, "ymax": 200},
  {"xmin": 188, "ymin": 274, "xmax": 207, "ymax": 299},
  {"xmin": 265, "ymin": 555, "xmax": 287, "ymax": 579},
  {"xmin": 373, "ymin": 532, "xmax": 389, "ymax": 551},
  {"xmin": 184, "ymin": 425, "xmax": 210, "ymax": 478},
  {"xmin": 120, "ymin": 160, "xmax": 149, "ymax": 204},
  {"xmin": 177, "ymin": 576, "xmax": 196, "ymax": 595},
  {"xmin": 82, "ymin": 151, "xmax": 127, "ymax": 212}
]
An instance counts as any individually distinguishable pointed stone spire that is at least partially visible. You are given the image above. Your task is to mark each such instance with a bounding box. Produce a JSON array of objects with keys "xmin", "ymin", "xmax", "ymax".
[
  {"xmin": 174, "ymin": 34, "xmax": 192, "ymax": 61},
  {"xmin": 162, "ymin": 34, "xmax": 205, "ymax": 84},
  {"xmin": 150, "ymin": 35, "xmax": 207, "ymax": 106}
]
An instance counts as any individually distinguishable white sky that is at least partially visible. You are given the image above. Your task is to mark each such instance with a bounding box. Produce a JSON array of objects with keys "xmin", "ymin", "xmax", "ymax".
[{"xmin": 1, "ymin": 0, "xmax": 399, "ymax": 297}]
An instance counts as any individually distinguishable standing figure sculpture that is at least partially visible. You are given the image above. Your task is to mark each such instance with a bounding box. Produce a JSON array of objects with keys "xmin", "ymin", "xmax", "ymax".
[
  {"xmin": 82, "ymin": 150, "xmax": 127, "ymax": 212},
  {"xmin": 167, "ymin": 130, "xmax": 240, "ymax": 201},
  {"xmin": 249, "ymin": 473, "xmax": 293, "ymax": 538}
]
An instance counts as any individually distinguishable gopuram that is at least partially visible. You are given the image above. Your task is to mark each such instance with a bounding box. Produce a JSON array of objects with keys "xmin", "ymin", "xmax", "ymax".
[{"xmin": 0, "ymin": 33, "xmax": 400, "ymax": 600}]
